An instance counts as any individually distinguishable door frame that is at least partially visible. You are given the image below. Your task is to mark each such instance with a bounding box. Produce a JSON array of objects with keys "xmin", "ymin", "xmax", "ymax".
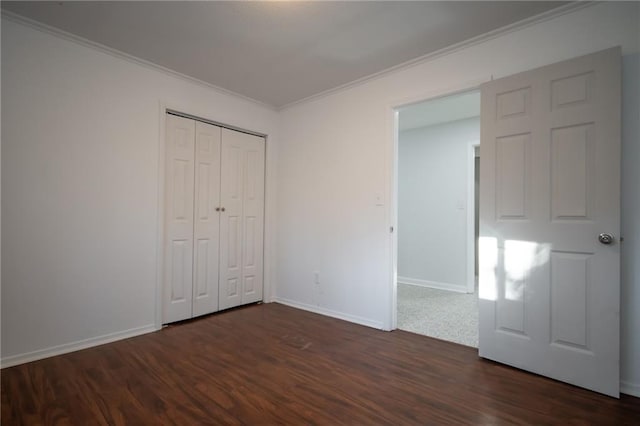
[
  {"xmin": 155, "ymin": 102, "xmax": 270, "ymax": 330},
  {"xmin": 386, "ymin": 77, "xmax": 490, "ymax": 330},
  {"xmin": 467, "ymin": 142, "xmax": 480, "ymax": 294}
]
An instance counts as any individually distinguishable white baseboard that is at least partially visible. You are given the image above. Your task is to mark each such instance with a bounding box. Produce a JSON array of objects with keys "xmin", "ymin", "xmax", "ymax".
[
  {"xmin": 398, "ymin": 276, "xmax": 468, "ymax": 293},
  {"xmin": 621, "ymin": 380, "xmax": 640, "ymax": 398},
  {"xmin": 1, "ymin": 324, "xmax": 159, "ymax": 369},
  {"xmin": 274, "ymin": 298, "xmax": 384, "ymax": 330}
]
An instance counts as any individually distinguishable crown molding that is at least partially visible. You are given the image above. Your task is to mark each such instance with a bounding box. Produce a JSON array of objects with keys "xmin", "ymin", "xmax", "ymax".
[
  {"xmin": 1, "ymin": 2, "xmax": 595, "ymax": 112},
  {"xmin": 279, "ymin": 1, "xmax": 596, "ymax": 111},
  {"xmin": 0, "ymin": 9, "xmax": 276, "ymax": 111}
]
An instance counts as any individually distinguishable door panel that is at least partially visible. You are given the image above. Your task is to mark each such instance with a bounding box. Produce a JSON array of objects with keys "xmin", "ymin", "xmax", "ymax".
[
  {"xmin": 192, "ymin": 121, "xmax": 221, "ymax": 317},
  {"xmin": 479, "ymin": 48, "xmax": 620, "ymax": 397},
  {"xmin": 551, "ymin": 124, "xmax": 593, "ymax": 219},
  {"xmin": 495, "ymin": 133, "xmax": 530, "ymax": 220},
  {"xmin": 550, "ymin": 251, "xmax": 590, "ymax": 349},
  {"xmin": 169, "ymin": 239, "xmax": 189, "ymax": 301},
  {"xmin": 163, "ymin": 115, "xmax": 195, "ymax": 323}
]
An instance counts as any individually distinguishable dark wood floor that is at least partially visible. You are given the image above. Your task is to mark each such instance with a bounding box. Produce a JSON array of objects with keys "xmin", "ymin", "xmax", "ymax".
[{"xmin": 2, "ymin": 303, "xmax": 639, "ymax": 425}]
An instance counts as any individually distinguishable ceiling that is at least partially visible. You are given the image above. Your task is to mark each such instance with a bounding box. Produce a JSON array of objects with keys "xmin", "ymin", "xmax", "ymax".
[
  {"xmin": 2, "ymin": 1, "xmax": 568, "ymax": 108},
  {"xmin": 399, "ymin": 90, "xmax": 480, "ymax": 132}
]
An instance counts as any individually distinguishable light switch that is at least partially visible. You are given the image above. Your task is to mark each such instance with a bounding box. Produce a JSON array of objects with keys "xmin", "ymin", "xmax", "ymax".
[{"xmin": 375, "ymin": 192, "xmax": 384, "ymax": 206}]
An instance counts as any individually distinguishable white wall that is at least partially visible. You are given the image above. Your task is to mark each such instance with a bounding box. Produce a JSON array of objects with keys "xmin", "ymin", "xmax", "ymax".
[
  {"xmin": 398, "ymin": 117, "xmax": 479, "ymax": 291},
  {"xmin": 2, "ymin": 1, "xmax": 639, "ymax": 397},
  {"xmin": 276, "ymin": 2, "xmax": 640, "ymax": 394},
  {"xmin": 1, "ymin": 18, "xmax": 280, "ymax": 365}
]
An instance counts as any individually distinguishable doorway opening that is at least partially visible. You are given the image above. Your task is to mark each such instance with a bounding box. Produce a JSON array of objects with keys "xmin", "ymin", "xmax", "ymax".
[{"xmin": 394, "ymin": 89, "xmax": 480, "ymax": 347}]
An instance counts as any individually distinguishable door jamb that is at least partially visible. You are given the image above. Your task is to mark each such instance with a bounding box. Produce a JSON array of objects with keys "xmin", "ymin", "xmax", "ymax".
[
  {"xmin": 467, "ymin": 142, "xmax": 480, "ymax": 294},
  {"xmin": 155, "ymin": 103, "xmax": 167, "ymax": 330}
]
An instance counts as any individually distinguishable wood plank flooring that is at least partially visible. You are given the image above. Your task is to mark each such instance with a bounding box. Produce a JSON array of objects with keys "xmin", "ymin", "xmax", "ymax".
[{"xmin": 2, "ymin": 303, "xmax": 639, "ymax": 425}]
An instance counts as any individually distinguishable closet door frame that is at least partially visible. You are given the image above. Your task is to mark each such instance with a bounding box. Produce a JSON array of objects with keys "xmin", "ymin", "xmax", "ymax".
[{"xmin": 155, "ymin": 104, "xmax": 269, "ymax": 329}]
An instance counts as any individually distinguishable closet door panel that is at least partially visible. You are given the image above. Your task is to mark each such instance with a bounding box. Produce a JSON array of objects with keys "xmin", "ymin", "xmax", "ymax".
[
  {"xmin": 163, "ymin": 115, "xmax": 195, "ymax": 323},
  {"xmin": 241, "ymin": 137, "xmax": 265, "ymax": 304},
  {"xmin": 219, "ymin": 129, "xmax": 245, "ymax": 310},
  {"xmin": 192, "ymin": 122, "xmax": 221, "ymax": 317}
]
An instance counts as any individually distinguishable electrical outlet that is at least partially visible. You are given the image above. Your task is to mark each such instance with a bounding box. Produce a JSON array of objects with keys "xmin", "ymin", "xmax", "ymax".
[{"xmin": 313, "ymin": 271, "xmax": 320, "ymax": 285}]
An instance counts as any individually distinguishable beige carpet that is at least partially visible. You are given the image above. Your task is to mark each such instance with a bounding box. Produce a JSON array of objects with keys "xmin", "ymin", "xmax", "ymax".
[{"xmin": 397, "ymin": 283, "xmax": 478, "ymax": 348}]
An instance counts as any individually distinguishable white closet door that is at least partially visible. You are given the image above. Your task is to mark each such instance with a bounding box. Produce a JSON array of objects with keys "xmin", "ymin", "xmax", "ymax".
[
  {"xmin": 163, "ymin": 115, "xmax": 195, "ymax": 323},
  {"xmin": 192, "ymin": 121, "xmax": 222, "ymax": 317},
  {"xmin": 219, "ymin": 129, "xmax": 265, "ymax": 309},
  {"xmin": 219, "ymin": 129, "xmax": 244, "ymax": 310},
  {"xmin": 240, "ymin": 134, "xmax": 265, "ymax": 304}
]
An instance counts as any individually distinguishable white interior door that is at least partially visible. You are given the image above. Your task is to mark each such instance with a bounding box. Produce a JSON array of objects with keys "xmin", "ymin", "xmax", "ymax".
[
  {"xmin": 192, "ymin": 121, "xmax": 222, "ymax": 317},
  {"xmin": 163, "ymin": 115, "xmax": 195, "ymax": 323},
  {"xmin": 479, "ymin": 47, "xmax": 621, "ymax": 397},
  {"xmin": 219, "ymin": 129, "xmax": 265, "ymax": 310}
]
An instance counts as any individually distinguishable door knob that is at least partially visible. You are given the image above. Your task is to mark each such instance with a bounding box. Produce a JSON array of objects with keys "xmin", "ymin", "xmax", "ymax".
[{"xmin": 598, "ymin": 233, "xmax": 614, "ymax": 245}]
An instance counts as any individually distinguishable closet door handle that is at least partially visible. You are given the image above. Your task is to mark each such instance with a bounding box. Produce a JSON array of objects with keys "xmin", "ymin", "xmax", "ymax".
[
  {"xmin": 221, "ymin": 207, "xmax": 226, "ymax": 212},
  {"xmin": 215, "ymin": 207, "xmax": 221, "ymax": 212}
]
